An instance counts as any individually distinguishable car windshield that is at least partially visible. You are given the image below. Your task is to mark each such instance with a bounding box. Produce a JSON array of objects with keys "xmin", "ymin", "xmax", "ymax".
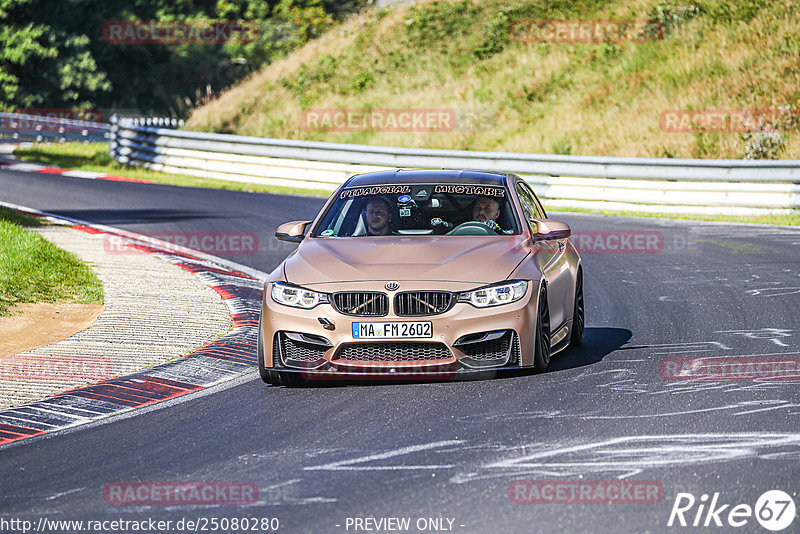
[{"xmin": 312, "ymin": 183, "xmax": 521, "ymax": 237}]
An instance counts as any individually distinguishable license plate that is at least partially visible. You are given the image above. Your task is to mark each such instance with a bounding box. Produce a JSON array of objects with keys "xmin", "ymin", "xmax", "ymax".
[{"xmin": 352, "ymin": 321, "xmax": 432, "ymax": 339}]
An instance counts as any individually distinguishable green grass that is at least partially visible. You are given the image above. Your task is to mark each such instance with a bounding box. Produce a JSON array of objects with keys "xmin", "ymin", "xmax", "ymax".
[
  {"xmin": 0, "ymin": 207, "xmax": 104, "ymax": 316},
  {"xmin": 13, "ymin": 143, "xmax": 333, "ymax": 198},
  {"xmin": 14, "ymin": 142, "xmax": 116, "ymax": 169},
  {"xmin": 0, "ymin": 208, "xmax": 42, "ymax": 228}
]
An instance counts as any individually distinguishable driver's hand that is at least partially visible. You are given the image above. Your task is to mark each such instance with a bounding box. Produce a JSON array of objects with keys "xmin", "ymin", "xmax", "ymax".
[{"xmin": 483, "ymin": 220, "xmax": 499, "ymax": 230}]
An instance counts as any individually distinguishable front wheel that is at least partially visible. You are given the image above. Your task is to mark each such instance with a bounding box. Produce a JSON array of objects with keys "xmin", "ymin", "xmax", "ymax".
[
  {"xmin": 533, "ymin": 284, "xmax": 551, "ymax": 372},
  {"xmin": 569, "ymin": 269, "xmax": 584, "ymax": 347},
  {"xmin": 261, "ymin": 368, "xmax": 305, "ymax": 387}
]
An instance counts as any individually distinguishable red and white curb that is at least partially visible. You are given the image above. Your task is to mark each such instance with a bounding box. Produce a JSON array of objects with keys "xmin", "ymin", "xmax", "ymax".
[
  {"xmin": 0, "ymin": 160, "xmax": 149, "ymax": 183},
  {"xmin": 0, "ymin": 203, "xmax": 268, "ymax": 448}
]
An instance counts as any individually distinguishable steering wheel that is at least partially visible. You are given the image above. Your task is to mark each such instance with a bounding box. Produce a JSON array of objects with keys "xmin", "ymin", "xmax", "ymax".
[{"xmin": 446, "ymin": 221, "xmax": 502, "ymax": 236}]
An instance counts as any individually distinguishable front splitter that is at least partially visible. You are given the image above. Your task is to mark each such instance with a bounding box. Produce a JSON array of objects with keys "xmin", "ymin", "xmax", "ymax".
[{"xmin": 269, "ymin": 364, "xmax": 530, "ymax": 383}]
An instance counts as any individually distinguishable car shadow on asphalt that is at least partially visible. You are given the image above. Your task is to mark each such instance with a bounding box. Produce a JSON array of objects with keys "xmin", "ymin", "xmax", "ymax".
[{"xmin": 548, "ymin": 326, "xmax": 632, "ymax": 373}]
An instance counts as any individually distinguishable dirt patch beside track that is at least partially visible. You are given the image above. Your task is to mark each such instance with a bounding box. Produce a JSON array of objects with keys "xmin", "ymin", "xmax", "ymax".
[{"xmin": 0, "ymin": 302, "xmax": 104, "ymax": 357}]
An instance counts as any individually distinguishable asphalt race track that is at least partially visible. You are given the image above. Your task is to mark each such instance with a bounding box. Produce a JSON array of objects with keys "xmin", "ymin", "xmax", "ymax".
[{"xmin": 2, "ymin": 168, "xmax": 800, "ymax": 533}]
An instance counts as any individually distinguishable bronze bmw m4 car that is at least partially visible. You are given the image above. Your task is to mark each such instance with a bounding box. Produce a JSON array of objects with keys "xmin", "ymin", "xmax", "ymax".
[{"xmin": 258, "ymin": 169, "xmax": 584, "ymax": 385}]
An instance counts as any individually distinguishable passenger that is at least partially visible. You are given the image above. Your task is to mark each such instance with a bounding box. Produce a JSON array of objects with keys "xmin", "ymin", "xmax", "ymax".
[{"xmin": 363, "ymin": 198, "xmax": 395, "ymax": 236}]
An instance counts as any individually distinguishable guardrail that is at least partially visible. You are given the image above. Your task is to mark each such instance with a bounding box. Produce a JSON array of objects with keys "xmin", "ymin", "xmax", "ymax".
[
  {"xmin": 109, "ymin": 116, "xmax": 800, "ymax": 216},
  {"xmin": 0, "ymin": 113, "xmax": 110, "ymax": 143}
]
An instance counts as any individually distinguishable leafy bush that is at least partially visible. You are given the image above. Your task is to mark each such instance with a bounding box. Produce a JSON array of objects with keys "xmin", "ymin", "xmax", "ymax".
[
  {"xmin": 740, "ymin": 131, "xmax": 785, "ymax": 159},
  {"xmin": 647, "ymin": 2, "xmax": 700, "ymax": 37},
  {"xmin": 351, "ymin": 71, "xmax": 375, "ymax": 92},
  {"xmin": 403, "ymin": 1, "xmax": 480, "ymax": 45},
  {"xmin": 472, "ymin": 9, "xmax": 512, "ymax": 60},
  {"xmin": 739, "ymin": 105, "xmax": 797, "ymax": 159},
  {"xmin": 280, "ymin": 54, "xmax": 339, "ymax": 105}
]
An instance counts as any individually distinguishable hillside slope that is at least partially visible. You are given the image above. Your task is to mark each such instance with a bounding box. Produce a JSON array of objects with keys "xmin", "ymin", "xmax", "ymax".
[{"xmin": 186, "ymin": 0, "xmax": 800, "ymax": 159}]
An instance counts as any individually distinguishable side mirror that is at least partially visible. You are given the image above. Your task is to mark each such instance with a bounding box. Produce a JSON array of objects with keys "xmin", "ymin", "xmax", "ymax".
[
  {"xmin": 275, "ymin": 220, "xmax": 312, "ymax": 243},
  {"xmin": 531, "ymin": 219, "xmax": 571, "ymax": 241}
]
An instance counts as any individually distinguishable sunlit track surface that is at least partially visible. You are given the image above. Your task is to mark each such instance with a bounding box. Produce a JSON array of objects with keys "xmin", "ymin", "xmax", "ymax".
[{"xmin": 1, "ymin": 168, "xmax": 800, "ymax": 533}]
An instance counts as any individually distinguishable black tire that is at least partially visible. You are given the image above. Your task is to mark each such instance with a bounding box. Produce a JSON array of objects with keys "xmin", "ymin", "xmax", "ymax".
[
  {"xmin": 569, "ymin": 268, "xmax": 584, "ymax": 347},
  {"xmin": 257, "ymin": 313, "xmax": 304, "ymax": 386},
  {"xmin": 533, "ymin": 284, "xmax": 551, "ymax": 372},
  {"xmin": 257, "ymin": 312, "xmax": 270, "ymax": 382},
  {"xmin": 262, "ymin": 368, "xmax": 304, "ymax": 387}
]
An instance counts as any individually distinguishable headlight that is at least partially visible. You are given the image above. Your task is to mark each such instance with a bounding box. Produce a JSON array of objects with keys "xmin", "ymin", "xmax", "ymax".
[
  {"xmin": 457, "ymin": 280, "xmax": 528, "ymax": 308},
  {"xmin": 271, "ymin": 282, "xmax": 328, "ymax": 309}
]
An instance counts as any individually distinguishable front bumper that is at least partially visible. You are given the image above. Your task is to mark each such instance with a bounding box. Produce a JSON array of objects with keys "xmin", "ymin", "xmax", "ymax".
[{"xmin": 260, "ymin": 280, "xmax": 540, "ymax": 378}]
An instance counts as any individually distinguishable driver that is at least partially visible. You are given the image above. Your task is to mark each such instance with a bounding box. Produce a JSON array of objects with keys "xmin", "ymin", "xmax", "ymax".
[
  {"xmin": 363, "ymin": 198, "xmax": 395, "ymax": 236},
  {"xmin": 472, "ymin": 196, "xmax": 502, "ymax": 230}
]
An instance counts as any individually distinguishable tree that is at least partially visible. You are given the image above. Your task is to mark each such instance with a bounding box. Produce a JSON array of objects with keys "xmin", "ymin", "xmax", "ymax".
[
  {"xmin": 0, "ymin": 0, "xmax": 110, "ymax": 110},
  {"xmin": 1, "ymin": 0, "xmax": 368, "ymax": 116}
]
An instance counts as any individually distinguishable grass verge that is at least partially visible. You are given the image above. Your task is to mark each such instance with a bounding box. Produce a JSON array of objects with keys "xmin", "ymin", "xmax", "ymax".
[
  {"xmin": 552, "ymin": 207, "xmax": 800, "ymax": 226},
  {"xmin": 13, "ymin": 143, "xmax": 333, "ymax": 198},
  {"xmin": 0, "ymin": 207, "xmax": 103, "ymax": 316}
]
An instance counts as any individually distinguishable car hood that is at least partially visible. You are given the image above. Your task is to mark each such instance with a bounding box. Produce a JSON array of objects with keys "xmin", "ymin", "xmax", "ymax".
[{"xmin": 283, "ymin": 235, "xmax": 530, "ymax": 286}]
